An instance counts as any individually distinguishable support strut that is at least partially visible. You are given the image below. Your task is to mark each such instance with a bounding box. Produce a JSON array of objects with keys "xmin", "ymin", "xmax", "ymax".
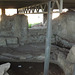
[{"xmin": 44, "ymin": 1, "xmax": 52, "ymax": 75}]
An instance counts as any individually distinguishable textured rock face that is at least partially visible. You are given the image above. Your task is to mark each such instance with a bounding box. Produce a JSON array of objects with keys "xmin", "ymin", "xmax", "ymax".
[
  {"xmin": 51, "ymin": 11, "xmax": 75, "ymax": 74},
  {"xmin": 0, "ymin": 15, "xmax": 28, "ymax": 47},
  {"xmin": 0, "ymin": 11, "xmax": 75, "ymax": 48},
  {"xmin": 67, "ymin": 45, "xmax": 75, "ymax": 63},
  {"xmin": 0, "ymin": 37, "xmax": 6, "ymax": 46},
  {"xmin": 28, "ymin": 11, "xmax": 75, "ymax": 49},
  {"xmin": 0, "ymin": 11, "xmax": 75, "ymax": 75},
  {"xmin": 0, "ymin": 63, "xmax": 10, "ymax": 75},
  {"xmin": 52, "ymin": 11, "xmax": 75, "ymax": 48},
  {"xmin": 28, "ymin": 28, "xmax": 46, "ymax": 43}
]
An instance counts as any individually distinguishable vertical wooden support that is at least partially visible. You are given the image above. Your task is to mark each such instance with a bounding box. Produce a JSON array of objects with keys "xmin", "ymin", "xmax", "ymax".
[
  {"xmin": 43, "ymin": 14, "xmax": 47, "ymax": 24},
  {"xmin": 43, "ymin": 5, "xmax": 47, "ymax": 24},
  {"xmin": 17, "ymin": 8, "xmax": 19, "ymax": 14},
  {"xmin": 44, "ymin": 1, "xmax": 52, "ymax": 75},
  {"xmin": 2, "ymin": 8, "xmax": 5, "ymax": 15}
]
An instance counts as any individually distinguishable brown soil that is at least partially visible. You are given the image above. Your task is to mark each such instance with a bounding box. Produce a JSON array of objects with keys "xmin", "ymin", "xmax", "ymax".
[{"xmin": 7, "ymin": 62, "xmax": 65, "ymax": 75}]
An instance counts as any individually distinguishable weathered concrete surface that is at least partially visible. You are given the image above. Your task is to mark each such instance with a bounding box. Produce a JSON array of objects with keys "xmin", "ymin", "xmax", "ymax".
[
  {"xmin": 27, "ymin": 11, "xmax": 75, "ymax": 49},
  {"xmin": 6, "ymin": 37, "xmax": 18, "ymax": 45},
  {"xmin": 27, "ymin": 28, "xmax": 55, "ymax": 44},
  {"xmin": 52, "ymin": 11, "xmax": 75, "ymax": 48},
  {"xmin": 0, "ymin": 14, "xmax": 28, "ymax": 47},
  {"xmin": 0, "ymin": 44, "xmax": 74, "ymax": 75},
  {"xmin": 67, "ymin": 45, "xmax": 75, "ymax": 64},
  {"xmin": 26, "ymin": 11, "xmax": 75, "ymax": 75},
  {"xmin": 13, "ymin": 14, "xmax": 28, "ymax": 45},
  {"xmin": 27, "ymin": 28, "xmax": 46, "ymax": 43},
  {"xmin": 57, "ymin": 51, "xmax": 74, "ymax": 75},
  {"xmin": 0, "ymin": 11, "xmax": 75, "ymax": 48},
  {"xmin": 0, "ymin": 63, "xmax": 10, "ymax": 75},
  {"xmin": 0, "ymin": 37, "xmax": 6, "ymax": 46},
  {"xmin": 0, "ymin": 11, "xmax": 75, "ymax": 75}
]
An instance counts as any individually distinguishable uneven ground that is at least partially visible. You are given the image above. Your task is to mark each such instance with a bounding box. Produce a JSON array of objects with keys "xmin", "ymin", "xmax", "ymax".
[
  {"xmin": 0, "ymin": 43, "xmax": 68, "ymax": 62},
  {"xmin": 0, "ymin": 43, "xmax": 68, "ymax": 75},
  {"xmin": 7, "ymin": 62, "xmax": 65, "ymax": 75},
  {"xmin": 0, "ymin": 43, "xmax": 45, "ymax": 62}
]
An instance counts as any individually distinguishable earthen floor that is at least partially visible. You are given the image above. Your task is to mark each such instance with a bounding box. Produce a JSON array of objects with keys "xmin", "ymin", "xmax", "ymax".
[{"xmin": 0, "ymin": 43, "xmax": 45, "ymax": 62}]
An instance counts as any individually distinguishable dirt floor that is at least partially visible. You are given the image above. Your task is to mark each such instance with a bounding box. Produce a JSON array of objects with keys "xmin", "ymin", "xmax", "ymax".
[
  {"xmin": 0, "ymin": 43, "xmax": 45, "ymax": 62},
  {"xmin": 0, "ymin": 43, "xmax": 68, "ymax": 62},
  {"xmin": 0, "ymin": 43, "xmax": 66, "ymax": 75},
  {"xmin": 7, "ymin": 62, "xmax": 65, "ymax": 75}
]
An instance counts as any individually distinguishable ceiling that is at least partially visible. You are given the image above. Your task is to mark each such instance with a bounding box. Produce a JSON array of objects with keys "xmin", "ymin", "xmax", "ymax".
[
  {"xmin": 0, "ymin": 0, "xmax": 47, "ymax": 8},
  {"xmin": 0, "ymin": 0, "xmax": 75, "ymax": 8}
]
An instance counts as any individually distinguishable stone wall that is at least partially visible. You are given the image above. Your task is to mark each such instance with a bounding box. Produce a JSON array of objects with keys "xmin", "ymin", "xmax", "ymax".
[
  {"xmin": 27, "ymin": 28, "xmax": 46, "ymax": 43},
  {"xmin": 27, "ymin": 28, "xmax": 55, "ymax": 44},
  {"xmin": 1, "ymin": 11, "xmax": 75, "ymax": 49},
  {"xmin": 27, "ymin": 11, "xmax": 75, "ymax": 49},
  {"xmin": 0, "ymin": 14, "xmax": 28, "ymax": 47},
  {"xmin": 0, "ymin": 11, "xmax": 75, "ymax": 75},
  {"xmin": 26, "ymin": 11, "xmax": 75, "ymax": 75},
  {"xmin": 0, "ymin": 14, "xmax": 47, "ymax": 47}
]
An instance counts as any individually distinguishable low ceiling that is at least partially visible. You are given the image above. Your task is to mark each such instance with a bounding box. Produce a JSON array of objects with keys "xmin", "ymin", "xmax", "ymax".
[
  {"xmin": 0, "ymin": 0, "xmax": 47, "ymax": 8},
  {"xmin": 0, "ymin": 0, "xmax": 75, "ymax": 8}
]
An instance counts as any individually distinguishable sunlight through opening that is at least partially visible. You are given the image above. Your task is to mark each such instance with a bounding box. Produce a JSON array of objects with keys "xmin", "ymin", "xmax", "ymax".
[
  {"xmin": 0, "ymin": 8, "xmax": 68, "ymax": 24},
  {"xmin": 25, "ymin": 14, "xmax": 43, "ymax": 24},
  {"xmin": 5, "ymin": 9, "xmax": 17, "ymax": 16}
]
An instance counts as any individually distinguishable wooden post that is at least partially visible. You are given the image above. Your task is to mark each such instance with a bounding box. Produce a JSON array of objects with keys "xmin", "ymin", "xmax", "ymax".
[
  {"xmin": 1, "ymin": 8, "xmax": 5, "ymax": 15},
  {"xmin": 17, "ymin": 8, "xmax": 19, "ymax": 14}
]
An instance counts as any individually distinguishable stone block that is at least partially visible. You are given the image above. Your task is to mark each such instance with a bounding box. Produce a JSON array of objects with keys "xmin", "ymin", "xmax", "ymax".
[
  {"xmin": 0, "ymin": 63, "xmax": 10, "ymax": 75},
  {"xmin": 13, "ymin": 14, "xmax": 28, "ymax": 43},
  {"xmin": 7, "ymin": 44, "xmax": 19, "ymax": 48},
  {"xmin": 0, "ymin": 15, "xmax": 28, "ymax": 46},
  {"xmin": 6, "ymin": 37, "xmax": 18, "ymax": 45},
  {"xmin": 0, "ymin": 37, "xmax": 6, "ymax": 46},
  {"xmin": 66, "ymin": 45, "xmax": 75, "ymax": 63}
]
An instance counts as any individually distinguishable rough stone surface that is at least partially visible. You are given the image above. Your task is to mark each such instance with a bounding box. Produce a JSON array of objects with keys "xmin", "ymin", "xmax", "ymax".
[
  {"xmin": 52, "ymin": 11, "xmax": 75, "ymax": 48},
  {"xmin": 0, "ymin": 14, "xmax": 28, "ymax": 47},
  {"xmin": 0, "ymin": 37, "xmax": 6, "ymax": 46},
  {"xmin": 0, "ymin": 63, "xmax": 10, "ymax": 75},
  {"xmin": 40, "ymin": 11, "xmax": 75, "ymax": 48},
  {"xmin": 66, "ymin": 45, "xmax": 75, "ymax": 63},
  {"xmin": 13, "ymin": 14, "xmax": 28, "ymax": 45},
  {"xmin": 0, "ymin": 43, "xmax": 74, "ymax": 75},
  {"xmin": 1, "ymin": 11, "xmax": 75, "ymax": 48},
  {"xmin": 6, "ymin": 37, "xmax": 18, "ymax": 45},
  {"xmin": 27, "ymin": 11, "xmax": 75, "ymax": 49},
  {"xmin": 0, "ymin": 10, "xmax": 75, "ymax": 75},
  {"xmin": 27, "ymin": 28, "xmax": 46, "ymax": 43},
  {"xmin": 57, "ymin": 52, "xmax": 74, "ymax": 75},
  {"xmin": 7, "ymin": 44, "xmax": 19, "ymax": 48}
]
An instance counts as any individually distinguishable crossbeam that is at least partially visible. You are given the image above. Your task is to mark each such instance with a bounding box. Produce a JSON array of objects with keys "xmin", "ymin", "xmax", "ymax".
[
  {"xmin": 18, "ymin": 2, "xmax": 48, "ymax": 14},
  {"xmin": 18, "ymin": 0, "xmax": 63, "ymax": 14}
]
